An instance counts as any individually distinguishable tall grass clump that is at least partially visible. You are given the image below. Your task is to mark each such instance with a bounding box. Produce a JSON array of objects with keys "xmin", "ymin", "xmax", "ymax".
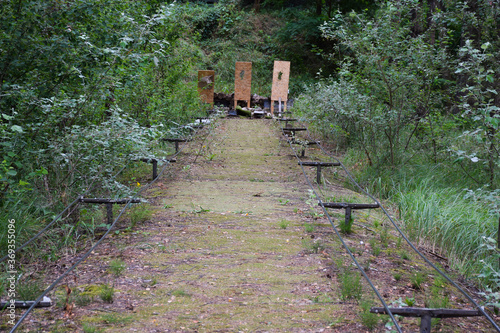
[{"xmin": 387, "ymin": 173, "xmax": 496, "ymax": 278}]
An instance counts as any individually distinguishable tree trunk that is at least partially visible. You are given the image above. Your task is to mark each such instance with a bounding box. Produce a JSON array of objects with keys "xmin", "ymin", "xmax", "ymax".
[
  {"xmin": 316, "ymin": 0, "xmax": 322, "ymax": 16},
  {"xmin": 254, "ymin": 0, "xmax": 261, "ymax": 13}
]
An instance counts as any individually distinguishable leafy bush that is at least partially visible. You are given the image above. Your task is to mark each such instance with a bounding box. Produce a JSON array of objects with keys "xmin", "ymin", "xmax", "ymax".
[{"xmin": 295, "ymin": 2, "xmax": 450, "ymax": 167}]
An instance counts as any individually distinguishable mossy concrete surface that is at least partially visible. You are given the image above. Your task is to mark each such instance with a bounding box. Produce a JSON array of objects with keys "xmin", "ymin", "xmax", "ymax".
[
  {"xmin": 106, "ymin": 118, "xmax": 344, "ymax": 331},
  {"xmin": 27, "ymin": 118, "xmax": 495, "ymax": 332},
  {"xmin": 55, "ymin": 118, "xmax": 340, "ymax": 332}
]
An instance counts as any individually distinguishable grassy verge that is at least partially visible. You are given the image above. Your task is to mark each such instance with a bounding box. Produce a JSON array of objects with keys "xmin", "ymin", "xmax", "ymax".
[{"xmin": 341, "ymin": 155, "xmax": 498, "ymax": 283}]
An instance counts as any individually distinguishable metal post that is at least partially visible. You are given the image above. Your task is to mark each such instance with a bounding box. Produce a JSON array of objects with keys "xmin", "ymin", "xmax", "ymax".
[
  {"xmin": 106, "ymin": 203, "xmax": 113, "ymax": 225},
  {"xmin": 420, "ymin": 315, "xmax": 432, "ymax": 333},
  {"xmin": 152, "ymin": 160, "xmax": 158, "ymax": 179},
  {"xmin": 345, "ymin": 207, "xmax": 351, "ymax": 229}
]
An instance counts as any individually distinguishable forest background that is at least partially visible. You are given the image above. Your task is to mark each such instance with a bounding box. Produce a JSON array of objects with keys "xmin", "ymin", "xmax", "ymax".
[{"xmin": 1, "ymin": 0, "xmax": 500, "ymax": 307}]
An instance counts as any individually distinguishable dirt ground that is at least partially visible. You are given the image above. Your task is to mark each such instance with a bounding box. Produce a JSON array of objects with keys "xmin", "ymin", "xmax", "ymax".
[{"xmin": 8, "ymin": 117, "xmax": 499, "ymax": 332}]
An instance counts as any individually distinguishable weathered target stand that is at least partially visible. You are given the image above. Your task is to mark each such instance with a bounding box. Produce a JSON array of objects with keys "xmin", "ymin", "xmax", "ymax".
[
  {"xmin": 161, "ymin": 138, "xmax": 191, "ymax": 154},
  {"xmin": 299, "ymin": 161, "xmax": 340, "ymax": 184},
  {"xmin": 135, "ymin": 158, "xmax": 176, "ymax": 180},
  {"xmin": 198, "ymin": 70, "xmax": 215, "ymax": 107},
  {"xmin": 270, "ymin": 61, "xmax": 290, "ymax": 115},
  {"xmin": 234, "ymin": 62, "xmax": 252, "ymax": 109}
]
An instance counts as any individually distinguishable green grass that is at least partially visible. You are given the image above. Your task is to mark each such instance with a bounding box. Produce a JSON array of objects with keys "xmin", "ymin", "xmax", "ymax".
[
  {"xmin": 339, "ymin": 270, "xmax": 363, "ymax": 300},
  {"xmin": 400, "ymin": 250, "xmax": 411, "ymax": 261},
  {"xmin": 395, "ymin": 179, "xmax": 496, "ymax": 277},
  {"xmin": 304, "ymin": 223, "xmax": 314, "ymax": 233},
  {"xmin": 359, "ymin": 300, "xmax": 379, "ymax": 331},
  {"xmin": 302, "ymin": 239, "xmax": 325, "ymax": 254},
  {"xmin": 108, "ymin": 259, "xmax": 127, "ymax": 277},
  {"xmin": 279, "ymin": 219, "xmax": 289, "ymax": 229},
  {"xmin": 342, "ymin": 157, "xmax": 499, "ymax": 283},
  {"xmin": 129, "ymin": 204, "xmax": 153, "ymax": 227},
  {"xmin": 411, "ymin": 272, "xmax": 425, "ymax": 290},
  {"xmin": 82, "ymin": 323, "xmax": 102, "ymax": 333},
  {"xmin": 99, "ymin": 284, "xmax": 115, "ymax": 303},
  {"xmin": 339, "ymin": 217, "xmax": 353, "ymax": 234},
  {"xmin": 16, "ymin": 279, "xmax": 44, "ymax": 300},
  {"xmin": 171, "ymin": 289, "xmax": 190, "ymax": 297},
  {"xmin": 369, "ymin": 238, "xmax": 381, "ymax": 256}
]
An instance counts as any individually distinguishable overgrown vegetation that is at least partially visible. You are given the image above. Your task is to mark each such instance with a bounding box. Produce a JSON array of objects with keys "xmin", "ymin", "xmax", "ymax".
[
  {"xmin": 294, "ymin": 0, "xmax": 500, "ymax": 301},
  {"xmin": 0, "ymin": 0, "xmax": 208, "ymax": 266},
  {"xmin": 2, "ymin": 0, "xmax": 500, "ymax": 315},
  {"xmin": 0, "ymin": 0, "xmax": 340, "ymax": 304}
]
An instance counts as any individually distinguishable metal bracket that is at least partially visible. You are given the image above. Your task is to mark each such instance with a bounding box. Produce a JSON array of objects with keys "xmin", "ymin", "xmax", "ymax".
[
  {"xmin": 321, "ymin": 202, "xmax": 379, "ymax": 229},
  {"xmin": 161, "ymin": 138, "xmax": 191, "ymax": 153},
  {"xmin": 79, "ymin": 198, "xmax": 141, "ymax": 224},
  {"xmin": 299, "ymin": 161, "xmax": 340, "ymax": 184},
  {"xmin": 370, "ymin": 307, "xmax": 481, "ymax": 333}
]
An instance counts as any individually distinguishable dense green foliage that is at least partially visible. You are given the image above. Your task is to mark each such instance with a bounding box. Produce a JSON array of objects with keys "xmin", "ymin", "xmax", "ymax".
[
  {"xmin": 294, "ymin": 0, "xmax": 500, "ymax": 289},
  {"xmin": 2, "ymin": 0, "xmax": 500, "ymax": 305},
  {"xmin": 0, "ymin": 0, "xmax": 206, "ymax": 258},
  {"xmin": 0, "ymin": 0, "xmax": 332, "ymax": 262}
]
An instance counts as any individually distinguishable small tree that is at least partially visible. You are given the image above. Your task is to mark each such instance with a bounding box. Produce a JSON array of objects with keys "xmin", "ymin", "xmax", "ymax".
[{"xmin": 454, "ymin": 40, "xmax": 499, "ymax": 185}]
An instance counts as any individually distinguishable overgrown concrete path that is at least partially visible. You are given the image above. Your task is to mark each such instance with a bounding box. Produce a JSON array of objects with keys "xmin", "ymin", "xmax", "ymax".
[
  {"xmin": 116, "ymin": 118, "xmax": 343, "ymax": 332},
  {"xmin": 84, "ymin": 119, "xmax": 348, "ymax": 332},
  {"xmin": 36, "ymin": 118, "xmax": 494, "ymax": 332}
]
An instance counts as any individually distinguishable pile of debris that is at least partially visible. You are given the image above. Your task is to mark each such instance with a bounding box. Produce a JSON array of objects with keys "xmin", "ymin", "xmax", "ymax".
[
  {"xmin": 229, "ymin": 105, "xmax": 269, "ymax": 118},
  {"xmin": 214, "ymin": 93, "xmax": 269, "ymax": 109}
]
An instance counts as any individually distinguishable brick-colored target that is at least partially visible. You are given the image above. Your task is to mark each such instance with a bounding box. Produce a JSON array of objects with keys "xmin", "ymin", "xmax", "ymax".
[
  {"xmin": 270, "ymin": 61, "xmax": 290, "ymax": 114},
  {"xmin": 234, "ymin": 62, "xmax": 252, "ymax": 109},
  {"xmin": 198, "ymin": 70, "xmax": 215, "ymax": 106}
]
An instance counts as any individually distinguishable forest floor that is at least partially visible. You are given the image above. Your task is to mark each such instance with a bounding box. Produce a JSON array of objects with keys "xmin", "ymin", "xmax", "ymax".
[{"xmin": 15, "ymin": 117, "xmax": 497, "ymax": 332}]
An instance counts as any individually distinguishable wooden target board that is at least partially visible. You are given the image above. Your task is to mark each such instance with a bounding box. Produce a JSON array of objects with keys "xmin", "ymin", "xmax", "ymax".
[
  {"xmin": 234, "ymin": 62, "xmax": 252, "ymax": 109},
  {"xmin": 270, "ymin": 61, "xmax": 290, "ymax": 114},
  {"xmin": 198, "ymin": 70, "xmax": 215, "ymax": 106}
]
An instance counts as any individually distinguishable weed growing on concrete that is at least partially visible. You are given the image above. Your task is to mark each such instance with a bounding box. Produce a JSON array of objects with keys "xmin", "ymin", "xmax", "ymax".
[
  {"xmin": 340, "ymin": 217, "xmax": 353, "ymax": 234},
  {"xmin": 340, "ymin": 270, "xmax": 362, "ymax": 300},
  {"xmin": 278, "ymin": 199, "xmax": 290, "ymax": 205},
  {"xmin": 75, "ymin": 291, "xmax": 93, "ymax": 306},
  {"xmin": 396, "ymin": 236, "xmax": 402, "ymax": 249},
  {"xmin": 108, "ymin": 259, "xmax": 127, "ymax": 277},
  {"xmin": 82, "ymin": 323, "xmax": 101, "ymax": 333},
  {"xmin": 99, "ymin": 284, "xmax": 114, "ymax": 303},
  {"xmin": 411, "ymin": 272, "xmax": 425, "ymax": 290},
  {"xmin": 279, "ymin": 219, "xmax": 289, "ymax": 229},
  {"xmin": 360, "ymin": 300, "xmax": 379, "ymax": 331},
  {"xmin": 171, "ymin": 289, "xmax": 190, "ymax": 297},
  {"xmin": 380, "ymin": 227, "xmax": 389, "ymax": 247},
  {"xmin": 302, "ymin": 239, "xmax": 325, "ymax": 254},
  {"xmin": 130, "ymin": 203, "xmax": 152, "ymax": 227},
  {"xmin": 369, "ymin": 238, "xmax": 381, "ymax": 256},
  {"xmin": 400, "ymin": 250, "xmax": 411, "ymax": 261}
]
